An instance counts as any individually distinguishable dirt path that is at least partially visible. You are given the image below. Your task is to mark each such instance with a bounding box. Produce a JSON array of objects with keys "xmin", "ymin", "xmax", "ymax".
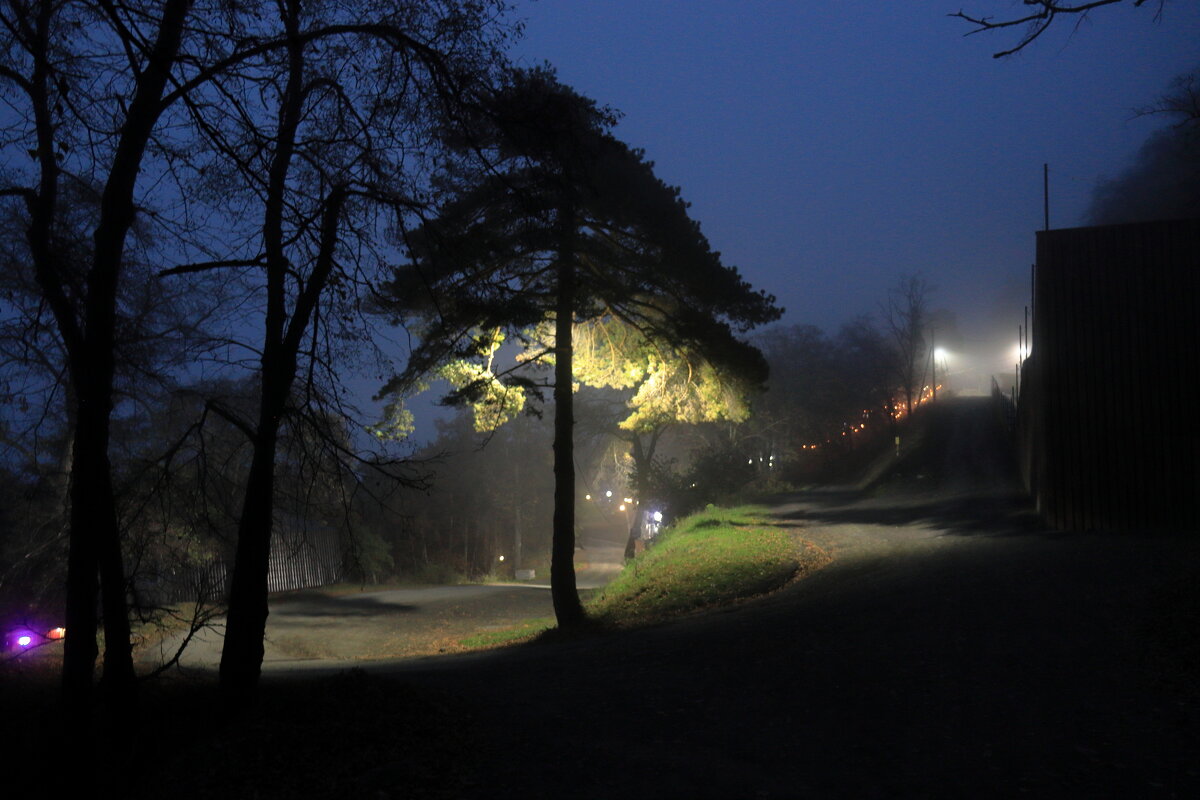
[{"xmin": 141, "ymin": 515, "xmax": 627, "ymax": 671}]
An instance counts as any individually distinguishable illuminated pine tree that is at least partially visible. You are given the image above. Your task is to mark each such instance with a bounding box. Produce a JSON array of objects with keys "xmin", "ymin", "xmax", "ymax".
[{"xmin": 378, "ymin": 67, "xmax": 780, "ymax": 626}]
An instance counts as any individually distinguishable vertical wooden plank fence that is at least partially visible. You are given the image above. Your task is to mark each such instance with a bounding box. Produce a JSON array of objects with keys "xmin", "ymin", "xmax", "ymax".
[
  {"xmin": 149, "ymin": 520, "xmax": 346, "ymax": 604},
  {"xmin": 1020, "ymin": 217, "xmax": 1200, "ymax": 532}
]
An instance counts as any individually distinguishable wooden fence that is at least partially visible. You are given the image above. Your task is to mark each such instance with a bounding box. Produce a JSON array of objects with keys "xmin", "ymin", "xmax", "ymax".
[
  {"xmin": 1018, "ymin": 217, "xmax": 1200, "ymax": 532},
  {"xmin": 266, "ymin": 521, "xmax": 345, "ymax": 595},
  {"xmin": 143, "ymin": 521, "xmax": 345, "ymax": 605}
]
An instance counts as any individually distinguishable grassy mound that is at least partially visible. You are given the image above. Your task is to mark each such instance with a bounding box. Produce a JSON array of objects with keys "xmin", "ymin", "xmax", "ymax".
[
  {"xmin": 459, "ymin": 504, "xmax": 829, "ymax": 650},
  {"xmin": 590, "ymin": 504, "xmax": 824, "ymax": 626}
]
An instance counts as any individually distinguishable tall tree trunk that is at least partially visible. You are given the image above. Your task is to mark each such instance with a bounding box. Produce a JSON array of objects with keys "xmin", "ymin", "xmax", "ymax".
[
  {"xmin": 89, "ymin": 217, "xmax": 138, "ymax": 710},
  {"xmin": 550, "ymin": 214, "xmax": 585, "ymax": 627},
  {"xmin": 623, "ymin": 436, "xmax": 647, "ymax": 561},
  {"xmin": 52, "ymin": 0, "xmax": 193, "ymax": 716},
  {"xmin": 63, "ymin": 400, "xmax": 134, "ymax": 710},
  {"xmin": 219, "ymin": 383, "xmax": 285, "ymax": 704},
  {"xmin": 61, "ymin": 421, "xmax": 100, "ymax": 713},
  {"xmin": 623, "ymin": 429, "xmax": 663, "ymax": 560},
  {"xmin": 513, "ymin": 503, "xmax": 523, "ymax": 571},
  {"xmin": 513, "ymin": 460, "xmax": 523, "ymax": 570},
  {"xmin": 218, "ymin": 5, "xmax": 334, "ymax": 704},
  {"xmin": 217, "ymin": 184, "xmax": 347, "ymax": 703}
]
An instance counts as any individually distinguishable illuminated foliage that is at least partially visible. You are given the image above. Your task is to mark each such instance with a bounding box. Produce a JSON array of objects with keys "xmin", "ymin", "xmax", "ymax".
[
  {"xmin": 367, "ymin": 398, "xmax": 418, "ymax": 442},
  {"xmin": 436, "ymin": 329, "xmax": 527, "ymax": 433},
  {"xmin": 541, "ymin": 315, "xmax": 756, "ymax": 433}
]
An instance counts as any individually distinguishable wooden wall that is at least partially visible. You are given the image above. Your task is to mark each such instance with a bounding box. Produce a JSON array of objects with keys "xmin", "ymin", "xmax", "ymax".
[{"xmin": 1019, "ymin": 218, "xmax": 1200, "ymax": 532}]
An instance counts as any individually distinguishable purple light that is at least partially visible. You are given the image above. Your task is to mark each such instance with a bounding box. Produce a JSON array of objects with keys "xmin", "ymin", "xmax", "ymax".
[{"xmin": 17, "ymin": 635, "xmax": 32, "ymax": 647}]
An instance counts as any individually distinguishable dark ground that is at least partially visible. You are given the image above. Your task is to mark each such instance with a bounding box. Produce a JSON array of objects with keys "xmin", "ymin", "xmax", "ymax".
[
  {"xmin": 5, "ymin": 398, "xmax": 1198, "ymax": 798},
  {"xmin": 344, "ymin": 397, "xmax": 1200, "ymax": 798}
]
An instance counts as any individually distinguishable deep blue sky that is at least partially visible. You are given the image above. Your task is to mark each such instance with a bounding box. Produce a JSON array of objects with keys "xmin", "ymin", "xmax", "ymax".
[{"xmin": 509, "ymin": 0, "xmax": 1200, "ymax": 386}]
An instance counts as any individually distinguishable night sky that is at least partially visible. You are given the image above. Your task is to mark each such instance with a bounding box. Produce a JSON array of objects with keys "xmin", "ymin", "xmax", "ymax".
[{"xmin": 509, "ymin": 0, "xmax": 1200, "ymax": 388}]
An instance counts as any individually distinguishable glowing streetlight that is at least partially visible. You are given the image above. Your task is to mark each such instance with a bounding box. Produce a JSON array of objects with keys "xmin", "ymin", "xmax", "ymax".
[{"xmin": 931, "ymin": 345, "xmax": 951, "ymax": 400}]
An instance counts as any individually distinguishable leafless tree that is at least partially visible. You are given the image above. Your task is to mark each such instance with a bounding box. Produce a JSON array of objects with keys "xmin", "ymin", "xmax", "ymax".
[
  {"xmin": 0, "ymin": 0, "xmax": 514, "ymax": 716},
  {"xmin": 1137, "ymin": 66, "xmax": 1200, "ymax": 126},
  {"xmin": 149, "ymin": 0, "xmax": 514, "ymax": 702},
  {"xmin": 0, "ymin": 0, "xmax": 235, "ymax": 715},
  {"xmin": 1088, "ymin": 65, "xmax": 1200, "ymax": 223},
  {"xmin": 883, "ymin": 274, "xmax": 932, "ymax": 416}
]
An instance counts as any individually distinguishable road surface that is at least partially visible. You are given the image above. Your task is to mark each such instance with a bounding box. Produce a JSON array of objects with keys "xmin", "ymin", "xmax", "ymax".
[
  {"xmin": 143, "ymin": 511, "xmax": 626, "ymax": 670},
  {"xmin": 334, "ymin": 399, "xmax": 1200, "ymax": 798}
]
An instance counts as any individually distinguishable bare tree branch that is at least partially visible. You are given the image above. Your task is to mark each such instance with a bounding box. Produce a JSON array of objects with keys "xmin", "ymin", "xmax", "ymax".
[
  {"xmin": 158, "ymin": 257, "xmax": 266, "ymax": 277},
  {"xmin": 951, "ymin": 0, "xmax": 1160, "ymax": 58}
]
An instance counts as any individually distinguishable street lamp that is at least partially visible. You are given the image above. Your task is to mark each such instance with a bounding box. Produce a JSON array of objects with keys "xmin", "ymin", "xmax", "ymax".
[{"xmin": 932, "ymin": 346, "xmax": 950, "ymax": 399}]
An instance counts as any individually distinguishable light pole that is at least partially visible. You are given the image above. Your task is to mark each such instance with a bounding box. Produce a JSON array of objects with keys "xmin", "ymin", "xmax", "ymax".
[
  {"xmin": 933, "ymin": 346, "xmax": 948, "ymax": 400},
  {"xmin": 931, "ymin": 328, "xmax": 937, "ymax": 401}
]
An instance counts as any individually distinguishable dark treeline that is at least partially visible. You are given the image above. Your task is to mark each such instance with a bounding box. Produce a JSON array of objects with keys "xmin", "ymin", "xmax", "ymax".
[{"xmin": 1087, "ymin": 65, "xmax": 1200, "ymax": 225}]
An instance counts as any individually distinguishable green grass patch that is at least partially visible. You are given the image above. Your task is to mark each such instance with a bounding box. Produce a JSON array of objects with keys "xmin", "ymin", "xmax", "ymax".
[
  {"xmin": 589, "ymin": 504, "xmax": 812, "ymax": 626},
  {"xmin": 457, "ymin": 504, "xmax": 829, "ymax": 650},
  {"xmin": 458, "ymin": 617, "xmax": 555, "ymax": 649}
]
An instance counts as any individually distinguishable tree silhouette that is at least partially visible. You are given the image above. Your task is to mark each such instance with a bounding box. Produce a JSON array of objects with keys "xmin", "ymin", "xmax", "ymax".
[
  {"xmin": 1, "ymin": 0, "xmax": 514, "ymax": 713},
  {"xmin": 379, "ymin": 67, "xmax": 780, "ymax": 626},
  {"xmin": 1, "ymin": 0, "xmax": 210, "ymax": 717}
]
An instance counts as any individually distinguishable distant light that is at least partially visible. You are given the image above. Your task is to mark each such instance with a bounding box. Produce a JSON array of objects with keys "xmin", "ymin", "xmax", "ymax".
[
  {"xmin": 934, "ymin": 347, "xmax": 949, "ymax": 361},
  {"xmin": 605, "ymin": 490, "xmax": 612, "ymax": 498},
  {"xmin": 623, "ymin": 497, "xmax": 633, "ymax": 504},
  {"xmin": 17, "ymin": 635, "xmax": 32, "ymax": 648},
  {"xmin": 47, "ymin": 627, "xmax": 65, "ymax": 640},
  {"xmin": 652, "ymin": 511, "xmax": 663, "ymax": 522},
  {"xmin": 618, "ymin": 504, "xmax": 626, "ymax": 511},
  {"xmin": 584, "ymin": 493, "xmax": 591, "ymax": 500},
  {"xmin": 498, "ymin": 555, "xmax": 505, "ymax": 562}
]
